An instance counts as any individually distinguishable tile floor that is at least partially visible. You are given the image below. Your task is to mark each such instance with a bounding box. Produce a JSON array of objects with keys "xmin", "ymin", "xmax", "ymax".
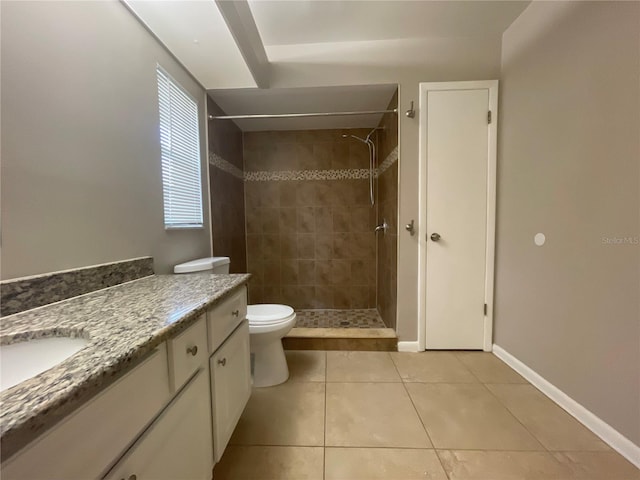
[{"xmin": 214, "ymin": 351, "xmax": 640, "ymax": 480}]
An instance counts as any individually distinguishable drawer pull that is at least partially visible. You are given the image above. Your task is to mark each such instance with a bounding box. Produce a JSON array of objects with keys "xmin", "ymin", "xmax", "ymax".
[
  {"xmin": 232, "ymin": 309, "xmax": 240, "ymax": 317},
  {"xmin": 119, "ymin": 475, "xmax": 137, "ymax": 480},
  {"xmin": 217, "ymin": 358, "xmax": 227, "ymax": 366},
  {"xmin": 186, "ymin": 345, "xmax": 198, "ymax": 356}
]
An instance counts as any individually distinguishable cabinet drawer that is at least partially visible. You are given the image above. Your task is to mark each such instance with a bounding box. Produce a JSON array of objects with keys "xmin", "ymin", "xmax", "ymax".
[
  {"xmin": 167, "ymin": 315, "xmax": 208, "ymax": 392},
  {"xmin": 207, "ymin": 286, "xmax": 247, "ymax": 353},
  {"xmin": 2, "ymin": 346, "xmax": 170, "ymax": 480},
  {"xmin": 103, "ymin": 369, "xmax": 213, "ymax": 480},
  {"xmin": 211, "ymin": 320, "xmax": 251, "ymax": 463}
]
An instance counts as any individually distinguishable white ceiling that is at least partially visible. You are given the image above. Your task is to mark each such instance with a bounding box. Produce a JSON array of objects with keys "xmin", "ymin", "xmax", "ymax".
[
  {"xmin": 123, "ymin": 1, "xmax": 256, "ymax": 89},
  {"xmin": 124, "ymin": 0, "xmax": 531, "ymax": 130},
  {"xmin": 249, "ymin": 1, "xmax": 531, "ymax": 46},
  {"xmin": 208, "ymin": 84, "xmax": 398, "ymax": 131}
]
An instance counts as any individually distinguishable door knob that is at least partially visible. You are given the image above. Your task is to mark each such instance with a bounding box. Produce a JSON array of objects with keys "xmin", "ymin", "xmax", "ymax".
[{"xmin": 430, "ymin": 233, "xmax": 441, "ymax": 242}]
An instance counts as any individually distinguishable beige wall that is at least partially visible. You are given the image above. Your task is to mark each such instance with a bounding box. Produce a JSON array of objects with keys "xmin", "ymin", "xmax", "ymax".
[
  {"xmin": 0, "ymin": 1, "xmax": 211, "ymax": 279},
  {"xmin": 496, "ymin": 1, "xmax": 640, "ymax": 444},
  {"xmin": 269, "ymin": 43, "xmax": 502, "ymax": 341}
]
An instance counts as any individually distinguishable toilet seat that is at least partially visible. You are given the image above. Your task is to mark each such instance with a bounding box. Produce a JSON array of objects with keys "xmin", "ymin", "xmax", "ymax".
[{"xmin": 247, "ymin": 304, "xmax": 295, "ymax": 326}]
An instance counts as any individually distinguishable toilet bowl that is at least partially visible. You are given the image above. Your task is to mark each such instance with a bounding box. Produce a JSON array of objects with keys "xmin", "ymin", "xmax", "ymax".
[
  {"xmin": 173, "ymin": 257, "xmax": 296, "ymax": 388},
  {"xmin": 247, "ymin": 304, "xmax": 296, "ymax": 387}
]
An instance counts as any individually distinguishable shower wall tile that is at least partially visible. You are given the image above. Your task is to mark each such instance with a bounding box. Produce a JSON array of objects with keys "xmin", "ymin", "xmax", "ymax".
[
  {"xmin": 208, "ymin": 97, "xmax": 246, "ymax": 274},
  {"xmin": 376, "ymin": 90, "xmax": 399, "ymax": 329},
  {"xmin": 378, "ymin": 90, "xmax": 399, "ymax": 165},
  {"xmin": 243, "ymin": 129, "xmax": 377, "ymax": 309}
]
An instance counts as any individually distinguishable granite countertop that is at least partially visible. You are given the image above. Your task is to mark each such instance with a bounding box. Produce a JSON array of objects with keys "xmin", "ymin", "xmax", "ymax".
[{"xmin": 0, "ymin": 272, "xmax": 251, "ymax": 459}]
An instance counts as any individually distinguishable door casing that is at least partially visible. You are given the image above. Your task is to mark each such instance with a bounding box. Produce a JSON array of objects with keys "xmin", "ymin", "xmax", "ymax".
[{"xmin": 417, "ymin": 80, "xmax": 498, "ymax": 352}]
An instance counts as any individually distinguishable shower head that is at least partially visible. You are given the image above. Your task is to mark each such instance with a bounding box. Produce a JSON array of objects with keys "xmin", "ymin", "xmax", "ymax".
[
  {"xmin": 342, "ymin": 134, "xmax": 368, "ymax": 143},
  {"xmin": 340, "ymin": 131, "xmax": 377, "ymax": 207}
]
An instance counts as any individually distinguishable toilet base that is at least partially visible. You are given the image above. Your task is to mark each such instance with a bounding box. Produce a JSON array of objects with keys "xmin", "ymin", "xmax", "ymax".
[{"xmin": 250, "ymin": 338, "xmax": 289, "ymax": 387}]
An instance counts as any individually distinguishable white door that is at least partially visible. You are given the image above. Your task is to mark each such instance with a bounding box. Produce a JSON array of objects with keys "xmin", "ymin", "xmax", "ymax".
[{"xmin": 425, "ymin": 88, "xmax": 491, "ymax": 349}]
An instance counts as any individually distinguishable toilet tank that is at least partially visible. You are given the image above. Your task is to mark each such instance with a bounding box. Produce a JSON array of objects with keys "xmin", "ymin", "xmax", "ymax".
[{"xmin": 173, "ymin": 257, "xmax": 230, "ymax": 274}]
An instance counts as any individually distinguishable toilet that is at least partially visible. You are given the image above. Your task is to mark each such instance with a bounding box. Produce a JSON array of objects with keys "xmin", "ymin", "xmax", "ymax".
[
  {"xmin": 246, "ymin": 304, "xmax": 296, "ymax": 387},
  {"xmin": 173, "ymin": 257, "xmax": 296, "ymax": 388}
]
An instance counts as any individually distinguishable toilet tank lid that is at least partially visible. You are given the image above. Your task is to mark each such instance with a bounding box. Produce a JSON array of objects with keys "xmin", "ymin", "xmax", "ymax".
[{"xmin": 174, "ymin": 257, "xmax": 230, "ymax": 274}]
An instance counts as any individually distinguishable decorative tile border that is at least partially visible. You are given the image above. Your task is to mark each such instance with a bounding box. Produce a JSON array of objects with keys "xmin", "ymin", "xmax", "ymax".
[
  {"xmin": 243, "ymin": 144, "xmax": 398, "ymax": 182},
  {"xmin": 377, "ymin": 145, "xmax": 399, "ymax": 176},
  {"xmin": 208, "ymin": 145, "xmax": 398, "ymax": 183},
  {"xmin": 0, "ymin": 257, "xmax": 154, "ymax": 317},
  {"xmin": 245, "ymin": 169, "xmax": 371, "ymax": 182},
  {"xmin": 209, "ymin": 152, "xmax": 243, "ymax": 179}
]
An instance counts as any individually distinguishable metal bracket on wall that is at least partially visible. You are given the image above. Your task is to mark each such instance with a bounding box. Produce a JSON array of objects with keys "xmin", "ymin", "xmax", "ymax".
[
  {"xmin": 406, "ymin": 101, "xmax": 415, "ymax": 118},
  {"xmin": 405, "ymin": 219, "xmax": 415, "ymax": 236}
]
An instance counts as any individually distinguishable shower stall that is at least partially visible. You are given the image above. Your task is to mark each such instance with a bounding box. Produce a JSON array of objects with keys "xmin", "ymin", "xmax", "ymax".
[{"xmin": 208, "ymin": 85, "xmax": 399, "ymax": 335}]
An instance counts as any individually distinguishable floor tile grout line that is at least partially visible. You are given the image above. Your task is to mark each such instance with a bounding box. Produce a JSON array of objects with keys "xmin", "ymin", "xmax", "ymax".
[
  {"xmin": 483, "ymin": 381, "xmax": 611, "ymax": 452},
  {"xmin": 454, "ymin": 350, "xmax": 530, "ymax": 385},
  {"xmin": 227, "ymin": 442, "xmax": 326, "ymax": 447},
  {"xmin": 433, "ymin": 449, "xmax": 451, "ymax": 480},
  {"xmin": 388, "ymin": 352, "xmax": 452, "ymax": 480},
  {"xmin": 226, "ymin": 443, "xmax": 601, "ymax": 452},
  {"xmin": 454, "ymin": 351, "xmax": 552, "ymax": 454},
  {"xmin": 323, "ymin": 350, "xmax": 327, "ymax": 480},
  {"xmin": 399, "ymin": 380, "xmax": 483, "ymax": 384},
  {"xmin": 450, "ymin": 351, "xmax": 484, "ymax": 383},
  {"xmin": 479, "ymin": 381, "xmax": 551, "ymax": 453}
]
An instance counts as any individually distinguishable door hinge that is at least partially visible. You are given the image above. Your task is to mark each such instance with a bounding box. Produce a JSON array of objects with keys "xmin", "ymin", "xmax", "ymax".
[
  {"xmin": 484, "ymin": 303, "xmax": 488, "ymax": 316},
  {"xmin": 487, "ymin": 111, "xmax": 492, "ymax": 124}
]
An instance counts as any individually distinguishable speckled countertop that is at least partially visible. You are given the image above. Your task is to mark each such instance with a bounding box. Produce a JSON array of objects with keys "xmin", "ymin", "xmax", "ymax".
[{"xmin": 0, "ymin": 273, "xmax": 251, "ymax": 459}]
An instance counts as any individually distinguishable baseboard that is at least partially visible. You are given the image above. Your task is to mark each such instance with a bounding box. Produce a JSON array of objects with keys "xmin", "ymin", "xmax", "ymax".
[
  {"xmin": 397, "ymin": 341, "xmax": 420, "ymax": 352},
  {"xmin": 493, "ymin": 344, "xmax": 640, "ymax": 469}
]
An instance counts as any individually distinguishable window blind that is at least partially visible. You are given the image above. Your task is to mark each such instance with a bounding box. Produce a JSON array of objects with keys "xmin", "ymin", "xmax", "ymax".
[{"xmin": 156, "ymin": 67, "xmax": 203, "ymax": 228}]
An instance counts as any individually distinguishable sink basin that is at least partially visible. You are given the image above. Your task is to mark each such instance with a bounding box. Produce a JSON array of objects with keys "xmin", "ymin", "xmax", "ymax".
[{"xmin": 0, "ymin": 337, "xmax": 89, "ymax": 392}]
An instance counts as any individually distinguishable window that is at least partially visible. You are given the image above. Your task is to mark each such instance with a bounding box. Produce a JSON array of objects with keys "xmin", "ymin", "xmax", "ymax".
[{"xmin": 156, "ymin": 66, "xmax": 203, "ymax": 229}]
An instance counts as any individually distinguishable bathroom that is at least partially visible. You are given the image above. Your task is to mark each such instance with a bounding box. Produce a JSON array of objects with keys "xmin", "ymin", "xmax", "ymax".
[{"xmin": 1, "ymin": 1, "xmax": 639, "ymax": 479}]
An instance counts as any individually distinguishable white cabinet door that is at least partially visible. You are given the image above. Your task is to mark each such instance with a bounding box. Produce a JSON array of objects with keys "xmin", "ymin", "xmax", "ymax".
[
  {"xmin": 2, "ymin": 347, "xmax": 170, "ymax": 480},
  {"xmin": 211, "ymin": 320, "xmax": 251, "ymax": 463},
  {"xmin": 104, "ymin": 368, "xmax": 213, "ymax": 480}
]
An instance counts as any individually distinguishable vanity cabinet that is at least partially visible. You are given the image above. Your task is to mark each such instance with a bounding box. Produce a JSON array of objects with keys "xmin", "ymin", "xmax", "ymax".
[
  {"xmin": 103, "ymin": 369, "xmax": 213, "ymax": 480},
  {"xmin": 2, "ymin": 284, "xmax": 251, "ymax": 480},
  {"xmin": 1, "ymin": 346, "xmax": 171, "ymax": 480},
  {"xmin": 103, "ymin": 315, "xmax": 214, "ymax": 480},
  {"xmin": 211, "ymin": 320, "xmax": 251, "ymax": 462}
]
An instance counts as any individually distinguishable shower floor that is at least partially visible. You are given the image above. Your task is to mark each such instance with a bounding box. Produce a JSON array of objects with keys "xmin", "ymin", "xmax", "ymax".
[{"xmin": 295, "ymin": 309, "xmax": 386, "ymax": 329}]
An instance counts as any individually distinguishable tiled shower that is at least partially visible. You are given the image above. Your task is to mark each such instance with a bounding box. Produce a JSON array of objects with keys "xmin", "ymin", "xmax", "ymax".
[
  {"xmin": 208, "ymin": 90, "xmax": 398, "ymax": 330},
  {"xmin": 244, "ymin": 128, "xmax": 377, "ymax": 311}
]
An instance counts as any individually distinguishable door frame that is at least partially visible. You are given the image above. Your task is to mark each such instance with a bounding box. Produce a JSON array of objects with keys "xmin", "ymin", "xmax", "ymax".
[{"xmin": 417, "ymin": 80, "xmax": 498, "ymax": 352}]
